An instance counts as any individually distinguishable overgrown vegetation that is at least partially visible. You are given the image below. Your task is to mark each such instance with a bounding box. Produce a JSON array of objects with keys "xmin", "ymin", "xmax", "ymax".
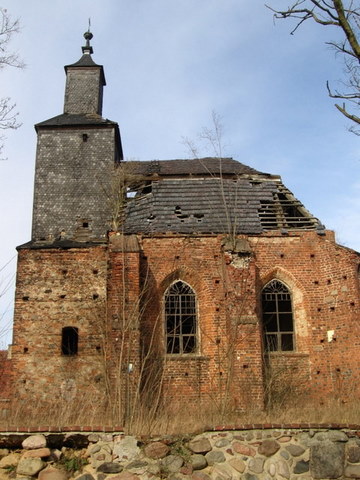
[
  {"xmin": 2, "ymin": 393, "xmax": 360, "ymax": 434},
  {"xmin": 59, "ymin": 451, "xmax": 88, "ymax": 473}
]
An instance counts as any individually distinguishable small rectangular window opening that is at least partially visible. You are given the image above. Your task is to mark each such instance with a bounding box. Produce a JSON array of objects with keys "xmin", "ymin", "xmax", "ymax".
[{"xmin": 61, "ymin": 326, "xmax": 78, "ymax": 356}]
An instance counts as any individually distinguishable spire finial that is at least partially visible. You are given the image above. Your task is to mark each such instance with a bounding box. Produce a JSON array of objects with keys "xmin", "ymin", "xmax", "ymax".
[{"xmin": 82, "ymin": 20, "xmax": 93, "ymax": 54}]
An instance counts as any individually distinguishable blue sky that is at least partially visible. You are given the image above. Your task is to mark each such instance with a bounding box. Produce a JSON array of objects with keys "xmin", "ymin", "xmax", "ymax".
[{"xmin": 1, "ymin": 0, "xmax": 360, "ymax": 346}]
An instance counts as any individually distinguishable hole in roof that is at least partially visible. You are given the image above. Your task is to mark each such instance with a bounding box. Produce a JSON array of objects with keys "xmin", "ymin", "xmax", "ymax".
[
  {"xmin": 141, "ymin": 184, "xmax": 152, "ymax": 194},
  {"xmin": 175, "ymin": 206, "xmax": 189, "ymax": 220}
]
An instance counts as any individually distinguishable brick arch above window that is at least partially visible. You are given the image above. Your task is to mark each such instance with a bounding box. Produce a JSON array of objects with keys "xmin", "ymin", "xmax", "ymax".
[
  {"xmin": 160, "ymin": 268, "xmax": 201, "ymax": 296},
  {"xmin": 261, "ymin": 266, "xmax": 303, "ymax": 293}
]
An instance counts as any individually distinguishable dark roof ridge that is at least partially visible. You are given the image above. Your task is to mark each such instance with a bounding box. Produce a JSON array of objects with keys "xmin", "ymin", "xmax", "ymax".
[
  {"xmin": 35, "ymin": 113, "xmax": 118, "ymax": 130},
  {"xmin": 64, "ymin": 53, "xmax": 106, "ymax": 86},
  {"xmin": 65, "ymin": 53, "xmax": 101, "ymax": 69},
  {"xmin": 124, "ymin": 157, "xmax": 269, "ymax": 177}
]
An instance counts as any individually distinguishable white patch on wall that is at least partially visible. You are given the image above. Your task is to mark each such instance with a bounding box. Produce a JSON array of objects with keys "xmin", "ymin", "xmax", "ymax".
[
  {"xmin": 327, "ymin": 330, "xmax": 335, "ymax": 343},
  {"xmin": 60, "ymin": 378, "xmax": 77, "ymax": 401}
]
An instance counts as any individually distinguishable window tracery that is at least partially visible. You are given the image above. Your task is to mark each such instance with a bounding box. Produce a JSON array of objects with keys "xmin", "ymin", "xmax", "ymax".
[
  {"xmin": 262, "ymin": 280, "xmax": 294, "ymax": 352},
  {"xmin": 164, "ymin": 281, "xmax": 197, "ymax": 354}
]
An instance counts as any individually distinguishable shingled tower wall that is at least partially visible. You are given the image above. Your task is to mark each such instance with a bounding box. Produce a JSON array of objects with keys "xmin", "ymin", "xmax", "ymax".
[
  {"xmin": 31, "ymin": 33, "xmax": 122, "ymax": 243},
  {"xmin": 64, "ymin": 33, "xmax": 105, "ymax": 116}
]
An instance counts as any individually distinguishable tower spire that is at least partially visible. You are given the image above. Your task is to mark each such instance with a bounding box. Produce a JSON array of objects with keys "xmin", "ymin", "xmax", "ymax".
[{"xmin": 82, "ymin": 21, "xmax": 93, "ymax": 55}]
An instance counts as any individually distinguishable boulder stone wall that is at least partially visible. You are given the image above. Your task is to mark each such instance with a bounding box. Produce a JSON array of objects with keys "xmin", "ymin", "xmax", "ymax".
[{"xmin": 0, "ymin": 426, "xmax": 360, "ymax": 479}]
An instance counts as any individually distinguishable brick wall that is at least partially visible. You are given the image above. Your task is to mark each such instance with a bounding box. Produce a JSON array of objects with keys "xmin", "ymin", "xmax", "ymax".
[
  {"xmin": 0, "ymin": 350, "xmax": 12, "ymax": 400},
  {"xmin": 249, "ymin": 230, "xmax": 360, "ymax": 403},
  {"xmin": 7, "ymin": 229, "xmax": 360, "ymax": 420},
  {"xmin": 12, "ymin": 246, "xmax": 109, "ymax": 413},
  {"xmin": 138, "ymin": 235, "xmax": 265, "ymax": 411}
]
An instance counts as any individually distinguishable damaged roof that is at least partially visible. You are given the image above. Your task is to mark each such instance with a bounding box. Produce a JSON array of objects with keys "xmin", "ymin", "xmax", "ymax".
[{"xmin": 121, "ymin": 158, "xmax": 321, "ymax": 235}]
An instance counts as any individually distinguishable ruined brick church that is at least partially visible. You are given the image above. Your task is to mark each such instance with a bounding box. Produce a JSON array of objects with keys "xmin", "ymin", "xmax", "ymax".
[{"xmin": 1, "ymin": 32, "xmax": 360, "ymax": 421}]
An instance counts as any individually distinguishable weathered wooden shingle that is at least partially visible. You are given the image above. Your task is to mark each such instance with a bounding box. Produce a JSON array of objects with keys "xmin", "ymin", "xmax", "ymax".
[{"xmin": 122, "ymin": 158, "xmax": 320, "ymax": 235}]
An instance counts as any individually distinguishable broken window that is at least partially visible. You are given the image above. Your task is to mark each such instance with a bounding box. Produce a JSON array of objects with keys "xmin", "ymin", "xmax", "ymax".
[
  {"xmin": 164, "ymin": 281, "xmax": 197, "ymax": 354},
  {"xmin": 262, "ymin": 280, "xmax": 294, "ymax": 352},
  {"xmin": 61, "ymin": 326, "xmax": 79, "ymax": 355}
]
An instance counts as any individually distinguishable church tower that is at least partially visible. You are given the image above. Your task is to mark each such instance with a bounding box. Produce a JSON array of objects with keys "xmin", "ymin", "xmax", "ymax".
[{"xmin": 31, "ymin": 31, "xmax": 123, "ymax": 243}]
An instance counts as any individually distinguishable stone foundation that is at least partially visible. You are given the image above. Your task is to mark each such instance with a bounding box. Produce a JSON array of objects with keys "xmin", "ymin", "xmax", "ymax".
[{"xmin": 0, "ymin": 426, "xmax": 360, "ymax": 479}]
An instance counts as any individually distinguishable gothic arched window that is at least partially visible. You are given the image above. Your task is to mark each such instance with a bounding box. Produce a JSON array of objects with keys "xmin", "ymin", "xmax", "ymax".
[
  {"xmin": 165, "ymin": 281, "xmax": 197, "ymax": 354},
  {"xmin": 262, "ymin": 280, "xmax": 294, "ymax": 352}
]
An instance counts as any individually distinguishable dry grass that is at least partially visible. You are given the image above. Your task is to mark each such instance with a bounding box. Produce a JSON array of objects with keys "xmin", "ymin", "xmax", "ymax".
[{"xmin": 1, "ymin": 395, "xmax": 360, "ymax": 435}]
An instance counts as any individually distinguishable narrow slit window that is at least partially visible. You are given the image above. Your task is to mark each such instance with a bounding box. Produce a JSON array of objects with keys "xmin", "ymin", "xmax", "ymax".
[
  {"xmin": 165, "ymin": 281, "xmax": 197, "ymax": 354},
  {"xmin": 61, "ymin": 326, "xmax": 78, "ymax": 355},
  {"xmin": 262, "ymin": 280, "xmax": 294, "ymax": 352}
]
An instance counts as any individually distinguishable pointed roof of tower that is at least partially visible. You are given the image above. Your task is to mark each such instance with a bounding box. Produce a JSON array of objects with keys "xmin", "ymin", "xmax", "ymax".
[{"xmin": 64, "ymin": 30, "xmax": 105, "ymax": 85}]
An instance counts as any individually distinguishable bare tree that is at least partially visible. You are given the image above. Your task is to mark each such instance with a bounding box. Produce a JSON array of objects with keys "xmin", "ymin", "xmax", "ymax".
[
  {"xmin": 266, "ymin": 1, "xmax": 360, "ymax": 133},
  {"xmin": 0, "ymin": 7, "xmax": 24, "ymax": 157}
]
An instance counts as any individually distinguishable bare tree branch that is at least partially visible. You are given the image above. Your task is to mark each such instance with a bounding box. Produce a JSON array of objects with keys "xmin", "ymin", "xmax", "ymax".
[
  {"xmin": 335, "ymin": 101, "xmax": 360, "ymax": 124},
  {"xmin": 0, "ymin": 98, "xmax": 20, "ymax": 130},
  {"xmin": 266, "ymin": 0, "xmax": 360, "ymax": 133},
  {"xmin": 0, "ymin": 8, "xmax": 24, "ymax": 158}
]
